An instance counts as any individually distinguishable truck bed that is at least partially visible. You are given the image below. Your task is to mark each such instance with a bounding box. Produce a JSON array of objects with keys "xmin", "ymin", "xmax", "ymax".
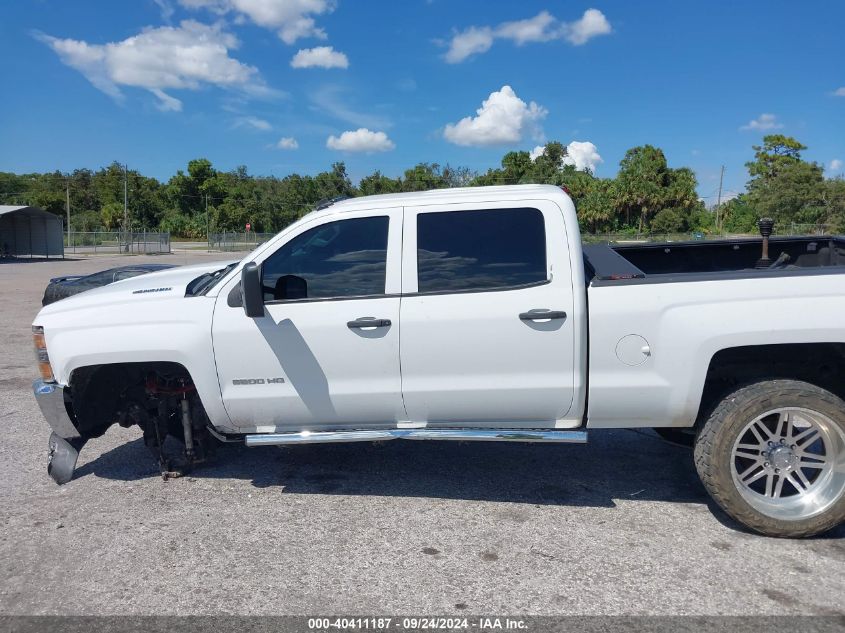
[
  {"xmin": 584, "ymin": 236, "xmax": 845, "ymax": 284},
  {"xmin": 582, "ymin": 235, "xmax": 845, "ymax": 431}
]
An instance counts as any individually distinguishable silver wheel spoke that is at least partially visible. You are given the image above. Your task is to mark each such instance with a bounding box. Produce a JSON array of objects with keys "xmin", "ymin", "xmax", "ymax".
[
  {"xmin": 737, "ymin": 461, "xmax": 764, "ymax": 481},
  {"xmin": 798, "ymin": 458, "xmax": 827, "ymax": 469},
  {"xmin": 742, "ymin": 468, "xmax": 767, "ymax": 486},
  {"xmin": 772, "ymin": 475, "xmax": 786, "ymax": 498},
  {"xmin": 750, "ymin": 421, "xmax": 770, "ymax": 443},
  {"xmin": 774, "ymin": 411, "xmax": 787, "ymax": 438},
  {"xmin": 794, "ymin": 427, "xmax": 820, "ymax": 448},
  {"xmin": 736, "ymin": 442, "xmax": 762, "ymax": 452},
  {"xmin": 764, "ymin": 473, "xmax": 775, "ymax": 497},
  {"xmin": 787, "ymin": 471, "xmax": 808, "ymax": 493},
  {"xmin": 793, "ymin": 468, "xmax": 812, "ymax": 490},
  {"xmin": 733, "ymin": 447, "xmax": 762, "ymax": 460},
  {"xmin": 799, "ymin": 462, "xmax": 825, "ymax": 471},
  {"xmin": 784, "ymin": 413, "xmax": 794, "ymax": 441},
  {"xmin": 797, "ymin": 448, "xmax": 827, "ymax": 461},
  {"xmin": 732, "ymin": 406, "xmax": 844, "ymax": 521}
]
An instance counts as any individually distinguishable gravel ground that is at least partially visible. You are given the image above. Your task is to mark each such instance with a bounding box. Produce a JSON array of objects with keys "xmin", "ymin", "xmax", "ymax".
[{"xmin": 0, "ymin": 253, "xmax": 843, "ymax": 616}]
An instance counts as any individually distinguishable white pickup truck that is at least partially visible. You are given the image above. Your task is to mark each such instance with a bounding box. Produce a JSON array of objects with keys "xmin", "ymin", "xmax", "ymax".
[{"xmin": 31, "ymin": 185, "xmax": 845, "ymax": 537}]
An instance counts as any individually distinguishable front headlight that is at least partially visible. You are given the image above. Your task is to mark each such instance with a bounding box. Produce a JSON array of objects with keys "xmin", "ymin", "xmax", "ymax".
[{"xmin": 32, "ymin": 325, "xmax": 55, "ymax": 382}]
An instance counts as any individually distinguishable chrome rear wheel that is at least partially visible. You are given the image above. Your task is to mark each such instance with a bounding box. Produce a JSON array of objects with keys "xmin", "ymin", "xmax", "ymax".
[{"xmin": 731, "ymin": 407, "xmax": 845, "ymax": 521}]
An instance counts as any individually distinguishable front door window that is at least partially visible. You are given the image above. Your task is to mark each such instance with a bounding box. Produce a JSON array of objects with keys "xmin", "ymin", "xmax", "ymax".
[{"xmin": 261, "ymin": 216, "xmax": 389, "ymax": 301}]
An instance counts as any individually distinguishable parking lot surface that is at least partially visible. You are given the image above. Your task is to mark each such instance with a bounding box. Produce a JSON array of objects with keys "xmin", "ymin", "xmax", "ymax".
[{"xmin": 0, "ymin": 253, "xmax": 843, "ymax": 615}]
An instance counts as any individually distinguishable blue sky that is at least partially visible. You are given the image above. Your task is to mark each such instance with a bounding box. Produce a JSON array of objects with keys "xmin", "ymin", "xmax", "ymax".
[{"xmin": 1, "ymin": 0, "xmax": 844, "ymax": 202}]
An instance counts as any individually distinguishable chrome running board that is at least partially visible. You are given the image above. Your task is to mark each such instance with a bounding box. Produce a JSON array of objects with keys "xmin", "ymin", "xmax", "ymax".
[{"xmin": 244, "ymin": 428, "xmax": 587, "ymax": 447}]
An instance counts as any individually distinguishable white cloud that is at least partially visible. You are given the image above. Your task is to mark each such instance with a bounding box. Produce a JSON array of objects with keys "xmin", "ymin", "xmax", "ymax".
[
  {"xmin": 235, "ymin": 115, "xmax": 272, "ymax": 130},
  {"xmin": 443, "ymin": 85, "xmax": 547, "ymax": 146},
  {"xmin": 291, "ymin": 46, "xmax": 348, "ymax": 68},
  {"xmin": 310, "ymin": 84, "xmax": 392, "ymax": 129},
  {"xmin": 828, "ymin": 159, "xmax": 843, "ymax": 172},
  {"xmin": 562, "ymin": 141, "xmax": 603, "ymax": 172},
  {"xmin": 444, "ymin": 27, "xmax": 494, "ymax": 63},
  {"xmin": 153, "ymin": 0, "xmax": 175, "ymax": 22},
  {"xmin": 443, "ymin": 9, "xmax": 612, "ymax": 63},
  {"xmin": 740, "ymin": 113, "xmax": 783, "ymax": 131},
  {"xmin": 833, "ymin": 87, "xmax": 845, "ymax": 97},
  {"xmin": 704, "ymin": 191, "xmax": 739, "ymax": 208},
  {"xmin": 35, "ymin": 21, "xmax": 275, "ymax": 110},
  {"xmin": 496, "ymin": 11, "xmax": 558, "ymax": 44},
  {"xmin": 150, "ymin": 88, "xmax": 182, "ymax": 111},
  {"xmin": 179, "ymin": 0, "xmax": 335, "ymax": 44},
  {"xmin": 562, "ymin": 8, "xmax": 612, "ymax": 45},
  {"xmin": 326, "ymin": 128, "xmax": 394, "ymax": 152},
  {"xmin": 276, "ymin": 136, "xmax": 299, "ymax": 149},
  {"xmin": 530, "ymin": 141, "xmax": 603, "ymax": 172}
]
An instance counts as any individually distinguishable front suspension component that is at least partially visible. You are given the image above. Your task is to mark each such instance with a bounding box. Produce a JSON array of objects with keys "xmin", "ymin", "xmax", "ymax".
[{"xmin": 136, "ymin": 375, "xmax": 211, "ymax": 480}]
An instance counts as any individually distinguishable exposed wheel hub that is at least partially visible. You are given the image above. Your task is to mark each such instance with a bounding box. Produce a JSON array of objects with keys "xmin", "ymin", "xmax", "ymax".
[{"xmin": 765, "ymin": 444, "xmax": 798, "ymax": 471}]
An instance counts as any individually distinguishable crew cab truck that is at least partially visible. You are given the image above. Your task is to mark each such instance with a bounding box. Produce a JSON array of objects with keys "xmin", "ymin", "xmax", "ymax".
[{"xmin": 31, "ymin": 185, "xmax": 845, "ymax": 538}]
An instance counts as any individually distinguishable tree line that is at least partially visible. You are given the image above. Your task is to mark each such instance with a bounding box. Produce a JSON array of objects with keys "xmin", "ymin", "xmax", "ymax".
[{"xmin": 1, "ymin": 135, "xmax": 842, "ymax": 237}]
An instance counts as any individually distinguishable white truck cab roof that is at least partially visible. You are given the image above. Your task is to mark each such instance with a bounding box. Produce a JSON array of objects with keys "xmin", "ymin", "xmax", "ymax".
[{"xmin": 305, "ymin": 184, "xmax": 570, "ymax": 217}]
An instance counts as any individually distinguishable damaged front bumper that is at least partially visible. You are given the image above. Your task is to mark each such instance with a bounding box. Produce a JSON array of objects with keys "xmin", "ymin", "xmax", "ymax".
[
  {"xmin": 33, "ymin": 379, "xmax": 79, "ymax": 439},
  {"xmin": 32, "ymin": 379, "xmax": 86, "ymax": 484}
]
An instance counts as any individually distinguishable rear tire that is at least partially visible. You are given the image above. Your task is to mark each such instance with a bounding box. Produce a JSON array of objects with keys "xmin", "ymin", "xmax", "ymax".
[{"xmin": 694, "ymin": 379, "xmax": 845, "ymax": 538}]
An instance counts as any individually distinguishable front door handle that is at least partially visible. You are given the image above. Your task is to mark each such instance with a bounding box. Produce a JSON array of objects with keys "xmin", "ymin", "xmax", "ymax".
[
  {"xmin": 347, "ymin": 317, "xmax": 392, "ymax": 329},
  {"xmin": 519, "ymin": 310, "xmax": 567, "ymax": 321}
]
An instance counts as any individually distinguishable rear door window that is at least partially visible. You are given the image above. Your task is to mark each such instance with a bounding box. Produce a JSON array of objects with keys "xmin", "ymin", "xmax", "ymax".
[{"xmin": 416, "ymin": 208, "xmax": 547, "ymax": 293}]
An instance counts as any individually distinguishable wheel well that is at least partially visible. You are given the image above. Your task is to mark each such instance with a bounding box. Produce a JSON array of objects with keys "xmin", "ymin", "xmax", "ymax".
[
  {"xmin": 696, "ymin": 343, "xmax": 845, "ymax": 426},
  {"xmin": 68, "ymin": 362, "xmax": 195, "ymax": 438}
]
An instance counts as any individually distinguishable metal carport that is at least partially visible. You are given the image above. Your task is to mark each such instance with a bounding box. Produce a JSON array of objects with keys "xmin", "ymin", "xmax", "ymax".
[{"xmin": 0, "ymin": 206, "xmax": 64, "ymax": 258}]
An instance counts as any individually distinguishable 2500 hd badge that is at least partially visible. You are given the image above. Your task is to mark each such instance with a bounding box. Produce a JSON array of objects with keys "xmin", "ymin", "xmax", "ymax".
[{"xmin": 232, "ymin": 377, "xmax": 285, "ymax": 385}]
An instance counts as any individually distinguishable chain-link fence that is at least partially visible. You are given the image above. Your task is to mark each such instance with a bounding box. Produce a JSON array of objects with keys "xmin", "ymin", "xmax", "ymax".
[
  {"xmin": 777, "ymin": 223, "xmax": 833, "ymax": 236},
  {"xmin": 208, "ymin": 231, "xmax": 273, "ymax": 252},
  {"xmin": 65, "ymin": 231, "xmax": 171, "ymax": 255}
]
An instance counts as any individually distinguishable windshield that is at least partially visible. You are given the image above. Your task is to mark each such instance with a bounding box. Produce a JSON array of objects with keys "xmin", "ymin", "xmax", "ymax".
[{"xmin": 185, "ymin": 262, "xmax": 238, "ymax": 296}]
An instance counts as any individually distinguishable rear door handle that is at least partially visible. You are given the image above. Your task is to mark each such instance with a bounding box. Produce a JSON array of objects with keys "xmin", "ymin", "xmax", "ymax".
[
  {"xmin": 347, "ymin": 317, "xmax": 392, "ymax": 329},
  {"xmin": 519, "ymin": 310, "xmax": 567, "ymax": 321}
]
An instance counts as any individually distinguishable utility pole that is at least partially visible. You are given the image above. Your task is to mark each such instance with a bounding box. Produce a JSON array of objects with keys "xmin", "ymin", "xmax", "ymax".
[
  {"xmin": 122, "ymin": 163, "xmax": 130, "ymax": 252},
  {"xmin": 65, "ymin": 178, "xmax": 70, "ymax": 241},
  {"xmin": 716, "ymin": 165, "xmax": 725, "ymax": 234},
  {"xmin": 123, "ymin": 163, "xmax": 128, "ymax": 230},
  {"xmin": 205, "ymin": 194, "xmax": 209, "ymax": 247}
]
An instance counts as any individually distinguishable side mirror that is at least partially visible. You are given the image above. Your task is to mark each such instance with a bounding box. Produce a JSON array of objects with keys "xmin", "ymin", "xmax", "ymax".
[{"xmin": 241, "ymin": 262, "xmax": 264, "ymax": 318}]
